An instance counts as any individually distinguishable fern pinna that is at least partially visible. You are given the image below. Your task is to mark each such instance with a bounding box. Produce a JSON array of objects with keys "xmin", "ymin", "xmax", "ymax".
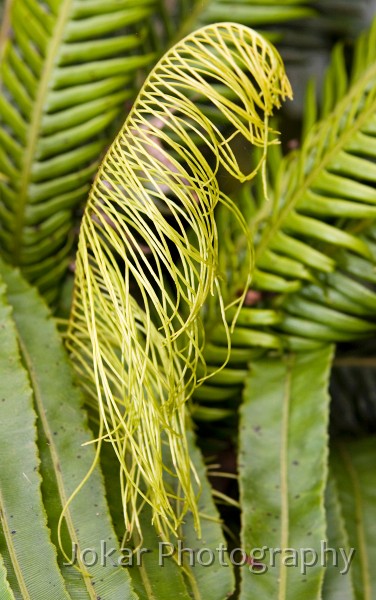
[{"xmin": 0, "ymin": 0, "xmax": 156, "ymax": 302}]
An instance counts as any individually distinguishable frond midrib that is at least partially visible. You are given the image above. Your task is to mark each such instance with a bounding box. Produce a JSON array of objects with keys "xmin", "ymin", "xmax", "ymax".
[
  {"xmin": 255, "ymin": 61, "xmax": 376, "ymax": 264},
  {"xmin": 12, "ymin": 0, "xmax": 72, "ymax": 263},
  {"xmin": 278, "ymin": 354, "xmax": 292, "ymax": 600}
]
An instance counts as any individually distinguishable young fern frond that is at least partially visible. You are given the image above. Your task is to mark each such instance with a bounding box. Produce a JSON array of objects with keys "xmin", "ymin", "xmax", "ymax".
[
  {"xmin": 67, "ymin": 22, "xmax": 291, "ymax": 540},
  {"xmin": 0, "ymin": 0, "xmax": 156, "ymax": 302}
]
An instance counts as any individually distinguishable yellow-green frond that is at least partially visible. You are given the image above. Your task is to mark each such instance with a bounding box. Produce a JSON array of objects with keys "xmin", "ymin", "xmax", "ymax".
[{"xmin": 67, "ymin": 22, "xmax": 291, "ymax": 541}]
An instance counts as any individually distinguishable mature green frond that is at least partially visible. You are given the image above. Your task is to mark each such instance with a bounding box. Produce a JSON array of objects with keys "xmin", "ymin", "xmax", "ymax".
[
  {"xmin": 268, "ymin": 18, "xmax": 376, "ymax": 346},
  {"xmin": 67, "ymin": 22, "xmax": 291, "ymax": 541},
  {"xmin": 246, "ymin": 15, "xmax": 373, "ymax": 285},
  {"xmin": 0, "ymin": 259, "xmax": 137, "ymax": 599},
  {"xmin": 254, "ymin": 83, "xmax": 376, "ymax": 292},
  {"xmin": 238, "ymin": 345, "xmax": 334, "ymax": 599},
  {"xmin": 0, "ymin": 0, "xmax": 156, "ymax": 302},
  {"xmin": 199, "ymin": 17, "xmax": 376, "ymax": 400},
  {"xmin": 330, "ymin": 438, "xmax": 376, "ymax": 600}
]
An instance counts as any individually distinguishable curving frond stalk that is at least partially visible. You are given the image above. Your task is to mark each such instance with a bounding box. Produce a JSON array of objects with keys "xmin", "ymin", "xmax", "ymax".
[
  {"xmin": 67, "ymin": 22, "xmax": 291, "ymax": 540},
  {"xmin": 0, "ymin": 0, "xmax": 156, "ymax": 302}
]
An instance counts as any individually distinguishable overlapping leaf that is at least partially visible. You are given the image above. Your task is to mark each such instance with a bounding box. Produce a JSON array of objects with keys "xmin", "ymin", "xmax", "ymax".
[
  {"xmin": 322, "ymin": 476, "xmax": 355, "ymax": 600},
  {"xmin": 0, "ymin": 259, "xmax": 137, "ymax": 599},
  {"xmin": 238, "ymin": 345, "xmax": 334, "ymax": 599},
  {"xmin": 329, "ymin": 438, "xmax": 376, "ymax": 600},
  {"xmin": 0, "ymin": 272, "xmax": 70, "ymax": 599}
]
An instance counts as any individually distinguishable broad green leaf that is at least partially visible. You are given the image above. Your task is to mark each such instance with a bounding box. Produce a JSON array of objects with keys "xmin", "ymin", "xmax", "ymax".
[
  {"xmin": 0, "ymin": 260, "xmax": 137, "ymax": 600},
  {"xmin": 127, "ymin": 509, "xmax": 193, "ymax": 600},
  {"xmin": 330, "ymin": 438, "xmax": 376, "ymax": 600},
  {"xmin": 34, "ymin": 415, "xmax": 89, "ymax": 600},
  {"xmin": 322, "ymin": 476, "xmax": 355, "ymax": 600},
  {"xmin": 0, "ymin": 551, "xmax": 16, "ymax": 600},
  {"xmin": 239, "ymin": 345, "xmax": 334, "ymax": 600},
  {"xmin": 178, "ymin": 430, "xmax": 235, "ymax": 600},
  {"xmin": 0, "ymin": 276, "xmax": 70, "ymax": 599}
]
